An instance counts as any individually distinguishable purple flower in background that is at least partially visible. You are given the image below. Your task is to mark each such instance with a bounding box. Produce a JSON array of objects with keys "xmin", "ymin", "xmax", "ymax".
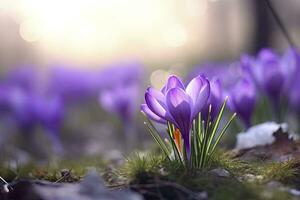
[
  {"xmin": 188, "ymin": 62, "xmax": 241, "ymax": 90},
  {"xmin": 33, "ymin": 95, "xmax": 65, "ymax": 152},
  {"xmin": 8, "ymin": 87, "xmax": 36, "ymax": 132},
  {"xmin": 4, "ymin": 66, "xmax": 37, "ymax": 92},
  {"xmin": 241, "ymin": 49, "xmax": 285, "ymax": 105},
  {"xmin": 99, "ymin": 83, "xmax": 139, "ymax": 123},
  {"xmin": 0, "ymin": 82, "xmax": 65, "ymax": 152},
  {"xmin": 202, "ymin": 78, "xmax": 224, "ymax": 121},
  {"xmin": 281, "ymin": 48, "xmax": 300, "ymax": 90},
  {"xmin": 290, "ymin": 77, "xmax": 300, "ymax": 113},
  {"xmin": 142, "ymin": 75, "xmax": 210, "ymax": 156},
  {"xmin": 98, "ymin": 61, "xmax": 143, "ymax": 124},
  {"xmin": 228, "ymin": 77, "xmax": 256, "ymax": 128},
  {"xmin": 49, "ymin": 65, "xmax": 102, "ymax": 103},
  {"xmin": 99, "ymin": 61, "xmax": 143, "ymax": 88},
  {"xmin": 287, "ymin": 48, "xmax": 300, "ymax": 113}
]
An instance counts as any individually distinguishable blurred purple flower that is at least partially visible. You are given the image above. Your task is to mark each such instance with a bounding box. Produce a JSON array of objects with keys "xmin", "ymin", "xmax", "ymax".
[
  {"xmin": 4, "ymin": 66, "xmax": 37, "ymax": 92},
  {"xmin": 228, "ymin": 77, "xmax": 256, "ymax": 128},
  {"xmin": 188, "ymin": 62, "xmax": 241, "ymax": 89},
  {"xmin": 0, "ymin": 83, "xmax": 65, "ymax": 152},
  {"xmin": 202, "ymin": 78, "xmax": 224, "ymax": 122},
  {"xmin": 99, "ymin": 83, "xmax": 139, "ymax": 123},
  {"xmin": 281, "ymin": 48, "xmax": 300, "ymax": 91},
  {"xmin": 8, "ymin": 87, "xmax": 36, "ymax": 131},
  {"xmin": 241, "ymin": 49, "xmax": 285, "ymax": 105},
  {"xmin": 286, "ymin": 48, "xmax": 300, "ymax": 113},
  {"xmin": 99, "ymin": 61, "xmax": 143, "ymax": 88},
  {"xmin": 142, "ymin": 75, "xmax": 210, "ymax": 156},
  {"xmin": 290, "ymin": 77, "xmax": 300, "ymax": 113},
  {"xmin": 98, "ymin": 61, "xmax": 143, "ymax": 124},
  {"xmin": 49, "ymin": 66, "xmax": 102, "ymax": 102},
  {"xmin": 33, "ymin": 95, "xmax": 65, "ymax": 152}
]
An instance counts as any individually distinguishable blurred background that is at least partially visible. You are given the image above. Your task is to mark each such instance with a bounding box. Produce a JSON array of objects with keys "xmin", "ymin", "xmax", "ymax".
[{"xmin": 0, "ymin": 0, "xmax": 299, "ymax": 163}]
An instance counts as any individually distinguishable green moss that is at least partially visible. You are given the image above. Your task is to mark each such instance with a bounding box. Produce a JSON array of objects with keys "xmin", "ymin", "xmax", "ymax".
[
  {"xmin": 260, "ymin": 160, "xmax": 298, "ymax": 183},
  {"xmin": 0, "ymin": 156, "xmax": 106, "ymax": 182},
  {"xmin": 119, "ymin": 153, "xmax": 165, "ymax": 184},
  {"xmin": 118, "ymin": 150, "xmax": 298, "ymax": 200}
]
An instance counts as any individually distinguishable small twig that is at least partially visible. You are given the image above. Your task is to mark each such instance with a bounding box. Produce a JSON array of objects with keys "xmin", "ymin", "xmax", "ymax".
[
  {"xmin": 0, "ymin": 176, "xmax": 13, "ymax": 192},
  {"xmin": 264, "ymin": 0, "xmax": 296, "ymax": 47}
]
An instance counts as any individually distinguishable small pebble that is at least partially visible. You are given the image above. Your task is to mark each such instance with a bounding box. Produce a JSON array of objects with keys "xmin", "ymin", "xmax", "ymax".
[
  {"xmin": 289, "ymin": 189, "xmax": 300, "ymax": 196},
  {"xmin": 209, "ymin": 168, "xmax": 230, "ymax": 178}
]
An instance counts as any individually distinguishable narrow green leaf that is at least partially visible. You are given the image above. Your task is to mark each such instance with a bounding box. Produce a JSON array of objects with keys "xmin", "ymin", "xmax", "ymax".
[
  {"xmin": 208, "ymin": 113, "xmax": 236, "ymax": 158},
  {"xmin": 144, "ymin": 120, "xmax": 171, "ymax": 159},
  {"xmin": 206, "ymin": 97, "xmax": 228, "ymax": 155}
]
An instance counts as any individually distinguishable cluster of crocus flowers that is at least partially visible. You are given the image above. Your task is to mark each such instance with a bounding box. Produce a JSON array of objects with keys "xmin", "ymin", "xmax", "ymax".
[
  {"xmin": 141, "ymin": 75, "xmax": 236, "ymax": 168},
  {"xmin": 240, "ymin": 48, "xmax": 300, "ymax": 122},
  {"xmin": 190, "ymin": 47, "xmax": 300, "ymax": 129},
  {"xmin": 0, "ymin": 67, "xmax": 65, "ymax": 153}
]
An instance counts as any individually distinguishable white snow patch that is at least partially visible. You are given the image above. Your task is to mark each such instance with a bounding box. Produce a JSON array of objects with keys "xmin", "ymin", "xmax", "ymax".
[{"xmin": 235, "ymin": 122, "xmax": 298, "ymax": 150}]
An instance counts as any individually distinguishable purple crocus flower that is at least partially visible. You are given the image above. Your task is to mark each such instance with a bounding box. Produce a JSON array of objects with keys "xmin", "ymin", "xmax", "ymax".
[
  {"xmin": 188, "ymin": 62, "xmax": 241, "ymax": 90},
  {"xmin": 33, "ymin": 95, "xmax": 65, "ymax": 152},
  {"xmin": 49, "ymin": 65, "xmax": 102, "ymax": 103},
  {"xmin": 142, "ymin": 75, "xmax": 210, "ymax": 156},
  {"xmin": 228, "ymin": 77, "xmax": 256, "ymax": 128},
  {"xmin": 202, "ymin": 78, "xmax": 224, "ymax": 122},
  {"xmin": 290, "ymin": 77, "xmax": 300, "ymax": 113},
  {"xmin": 98, "ymin": 61, "xmax": 143, "ymax": 125},
  {"xmin": 8, "ymin": 87, "xmax": 36, "ymax": 132},
  {"xmin": 4, "ymin": 66, "xmax": 37, "ymax": 92},
  {"xmin": 0, "ymin": 82, "xmax": 65, "ymax": 152},
  {"xmin": 241, "ymin": 49, "xmax": 285, "ymax": 105},
  {"xmin": 99, "ymin": 83, "xmax": 139, "ymax": 123},
  {"xmin": 281, "ymin": 48, "xmax": 300, "ymax": 94}
]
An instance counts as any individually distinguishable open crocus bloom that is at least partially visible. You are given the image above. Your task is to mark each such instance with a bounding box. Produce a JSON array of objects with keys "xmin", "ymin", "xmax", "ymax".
[{"xmin": 141, "ymin": 75, "xmax": 210, "ymax": 156}]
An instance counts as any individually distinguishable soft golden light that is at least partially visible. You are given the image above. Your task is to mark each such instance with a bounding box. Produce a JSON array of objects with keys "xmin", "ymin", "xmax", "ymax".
[{"xmin": 150, "ymin": 69, "xmax": 172, "ymax": 89}]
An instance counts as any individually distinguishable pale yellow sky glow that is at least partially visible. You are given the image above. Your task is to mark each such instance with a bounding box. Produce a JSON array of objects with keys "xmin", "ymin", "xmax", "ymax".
[{"xmin": 0, "ymin": 0, "xmax": 252, "ymax": 67}]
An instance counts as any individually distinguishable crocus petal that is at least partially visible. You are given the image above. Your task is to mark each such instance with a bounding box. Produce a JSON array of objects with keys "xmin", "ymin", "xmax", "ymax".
[
  {"xmin": 262, "ymin": 59, "xmax": 284, "ymax": 100},
  {"xmin": 258, "ymin": 48, "xmax": 279, "ymax": 61},
  {"xmin": 147, "ymin": 87, "xmax": 166, "ymax": 105},
  {"xmin": 192, "ymin": 78, "xmax": 210, "ymax": 117},
  {"xmin": 186, "ymin": 75, "xmax": 204, "ymax": 105},
  {"xmin": 207, "ymin": 78, "xmax": 223, "ymax": 120},
  {"xmin": 141, "ymin": 104, "xmax": 167, "ymax": 124},
  {"xmin": 145, "ymin": 92, "xmax": 167, "ymax": 119},
  {"xmin": 165, "ymin": 75, "xmax": 185, "ymax": 92},
  {"xmin": 166, "ymin": 88, "xmax": 192, "ymax": 155}
]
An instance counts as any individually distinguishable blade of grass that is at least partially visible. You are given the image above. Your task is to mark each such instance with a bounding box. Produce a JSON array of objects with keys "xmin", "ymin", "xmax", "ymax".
[
  {"xmin": 206, "ymin": 97, "xmax": 228, "ymax": 154},
  {"xmin": 144, "ymin": 121, "xmax": 171, "ymax": 160},
  {"xmin": 208, "ymin": 113, "xmax": 236, "ymax": 159}
]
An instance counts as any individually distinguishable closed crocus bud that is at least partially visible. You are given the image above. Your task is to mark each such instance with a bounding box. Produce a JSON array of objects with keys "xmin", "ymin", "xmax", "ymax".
[{"xmin": 229, "ymin": 77, "xmax": 256, "ymax": 128}]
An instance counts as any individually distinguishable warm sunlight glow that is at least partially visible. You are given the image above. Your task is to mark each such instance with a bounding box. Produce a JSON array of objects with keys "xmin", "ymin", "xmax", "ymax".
[{"xmin": 13, "ymin": 0, "xmax": 194, "ymax": 63}]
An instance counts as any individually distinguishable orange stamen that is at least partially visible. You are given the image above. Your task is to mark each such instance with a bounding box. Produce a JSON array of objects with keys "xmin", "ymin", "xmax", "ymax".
[{"xmin": 173, "ymin": 128, "xmax": 182, "ymax": 153}]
